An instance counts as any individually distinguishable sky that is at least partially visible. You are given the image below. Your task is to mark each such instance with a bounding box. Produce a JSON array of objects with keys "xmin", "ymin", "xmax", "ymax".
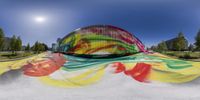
[{"xmin": 0, "ymin": 0, "xmax": 200, "ymax": 47}]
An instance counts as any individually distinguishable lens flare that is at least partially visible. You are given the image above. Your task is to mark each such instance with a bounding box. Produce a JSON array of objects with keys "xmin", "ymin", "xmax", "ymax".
[{"xmin": 35, "ymin": 16, "xmax": 45, "ymax": 23}]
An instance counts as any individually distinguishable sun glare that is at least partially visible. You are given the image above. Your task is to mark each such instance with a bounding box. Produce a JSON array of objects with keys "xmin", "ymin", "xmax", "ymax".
[{"xmin": 34, "ymin": 16, "xmax": 46, "ymax": 23}]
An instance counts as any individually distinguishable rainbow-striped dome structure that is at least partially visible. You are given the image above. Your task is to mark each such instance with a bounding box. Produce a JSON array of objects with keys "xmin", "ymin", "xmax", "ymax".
[{"xmin": 58, "ymin": 25, "xmax": 147, "ymax": 57}]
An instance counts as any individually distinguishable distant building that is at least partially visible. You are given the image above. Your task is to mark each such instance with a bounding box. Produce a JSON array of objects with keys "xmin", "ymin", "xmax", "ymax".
[
  {"xmin": 2, "ymin": 37, "xmax": 11, "ymax": 51},
  {"xmin": 52, "ymin": 43, "xmax": 58, "ymax": 52},
  {"xmin": 165, "ymin": 33, "xmax": 188, "ymax": 50},
  {"xmin": 22, "ymin": 45, "xmax": 26, "ymax": 51},
  {"xmin": 2, "ymin": 37, "xmax": 26, "ymax": 51},
  {"xmin": 57, "ymin": 38, "xmax": 61, "ymax": 43},
  {"xmin": 51, "ymin": 38, "xmax": 61, "ymax": 52}
]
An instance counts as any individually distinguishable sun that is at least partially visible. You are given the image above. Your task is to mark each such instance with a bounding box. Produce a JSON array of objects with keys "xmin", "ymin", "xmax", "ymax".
[{"xmin": 34, "ymin": 16, "xmax": 46, "ymax": 23}]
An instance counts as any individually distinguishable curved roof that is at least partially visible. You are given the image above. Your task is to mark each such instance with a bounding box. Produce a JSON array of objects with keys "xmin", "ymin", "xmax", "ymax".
[{"xmin": 58, "ymin": 25, "xmax": 147, "ymax": 57}]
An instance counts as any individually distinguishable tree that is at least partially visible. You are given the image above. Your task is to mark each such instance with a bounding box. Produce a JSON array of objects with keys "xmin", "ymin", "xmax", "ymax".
[
  {"xmin": 25, "ymin": 43, "xmax": 30, "ymax": 51},
  {"xmin": 150, "ymin": 45, "xmax": 157, "ymax": 51},
  {"xmin": 38, "ymin": 43, "xmax": 45, "ymax": 51},
  {"xmin": 157, "ymin": 41, "xmax": 168, "ymax": 52},
  {"xmin": 32, "ymin": 41, "xmax": 48, "ymax": 53},
  {"xmin": 33, "ymin": 41, "xmax": 39, "ymax": 53},
  {"xmin": 195, "ymin": 30, "xmax": 200, "ymax": 51},
  {"xmin": 172, "ymin": 32, "xmax": 187, "ymax": 51},
  {"xmin": 172, "ymin": 38, "xmax": 180, "ymax": 51},
  {"xmin": 188, "ymin": 44, "xmax": 194, "ymax": 51},
  {"xmin": 41, "ymin": 43, "xmax": 48, "ymax": 51},
  {"xmin": 10, "ymin": 35, "xmax": 17, "ymax": 54},
  {"xmin": 10, "ymin": 35, "xmax": 22, "ymax": 54},
  {"xmin": 0, "ymin": 28, "xmax": 4, "ymax": 51},
  {"xmin": 15, "ymin": 36, "xmax": 22, "ymax": 51}
]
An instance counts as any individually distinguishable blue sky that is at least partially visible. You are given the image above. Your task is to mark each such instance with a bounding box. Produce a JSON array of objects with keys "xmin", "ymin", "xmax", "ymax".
[{"xmin": 0, "ymin": 0, "xmax": 200, "ymax": 47}]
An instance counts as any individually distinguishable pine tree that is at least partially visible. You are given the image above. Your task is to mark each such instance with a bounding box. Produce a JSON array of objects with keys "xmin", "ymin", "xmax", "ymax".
[
  {"xmin": 25, "ymin": 43, "xmax": 30, "ymax": 51},
  {"xmin": 195, "ymin": 30, "xmax": 200, "ymax": 51},
  {"xmin": 15, "ymin": 36, "xmax": 22, "ymax": 51},
  {"xmin": 33, "ymin": 41, "xmax": 39, "ymax": 53},
  {"xmin": 172, "ymin": 32, "xmax": 187, "ymax": 51},
  {"xmin": 188, "ymin": 44, "xmax": 194, "ymax": 51},
  {"xmin": 0, "ymin": 28, "xmax": 4, "ymax": 51},
  {"xmin": 10, "ymin": 35, "xmax": 17, "ymax": 54},
  {"xmin": 172, "ymin": 38, "xmax": 179, "ymax": 51}
]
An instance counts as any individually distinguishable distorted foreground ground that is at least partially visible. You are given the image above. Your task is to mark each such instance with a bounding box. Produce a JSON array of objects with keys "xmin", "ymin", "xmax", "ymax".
[{"xmin": 1, "ymin": 52, "xmax": 200, "ymax": 100}]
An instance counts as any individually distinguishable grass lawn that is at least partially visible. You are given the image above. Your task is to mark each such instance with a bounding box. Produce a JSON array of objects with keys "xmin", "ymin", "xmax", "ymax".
[
  {"xmin": 161, "ymin": 51, "xmax": 200, "ymax": 61},
  {"xmin": 0, "ymin": 51, "xmax": 35, "ymax": 61}
]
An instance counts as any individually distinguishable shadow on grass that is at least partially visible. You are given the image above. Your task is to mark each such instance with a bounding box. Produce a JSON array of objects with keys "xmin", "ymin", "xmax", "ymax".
[
  {"xmin": 0, "ymin": 52, "xmax": 34, "ymax": 60},
  {"xmin": 1, "ymin": 53, "xmax": 18, "ymax": 58},
  {"xmin": 160, "ymin": 51, "xmax": 200, "ymax": 61}
]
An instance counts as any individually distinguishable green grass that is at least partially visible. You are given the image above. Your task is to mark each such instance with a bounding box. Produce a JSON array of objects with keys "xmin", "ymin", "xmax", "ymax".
[
  {"xmin": 0, "ymin": 52, "xmax": 35, "ymax": 61},
  {"xmin": 161, "ymin": 51, "xmax": 200, "ymax": 61}
]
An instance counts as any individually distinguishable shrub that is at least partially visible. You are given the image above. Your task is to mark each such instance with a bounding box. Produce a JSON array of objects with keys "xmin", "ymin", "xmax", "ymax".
[{"xmin": 179, "ymin": 52, "xmax": 198, "ymax": 59}]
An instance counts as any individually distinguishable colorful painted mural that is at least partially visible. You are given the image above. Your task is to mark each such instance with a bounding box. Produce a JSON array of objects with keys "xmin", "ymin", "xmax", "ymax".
[
  {"xmin": 19, "ymin": 52, "xmax": 200, "ymax": 88},
  {"xmin": 58, "ymin": 25, "xmax": 147, "ymax": 56}
]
